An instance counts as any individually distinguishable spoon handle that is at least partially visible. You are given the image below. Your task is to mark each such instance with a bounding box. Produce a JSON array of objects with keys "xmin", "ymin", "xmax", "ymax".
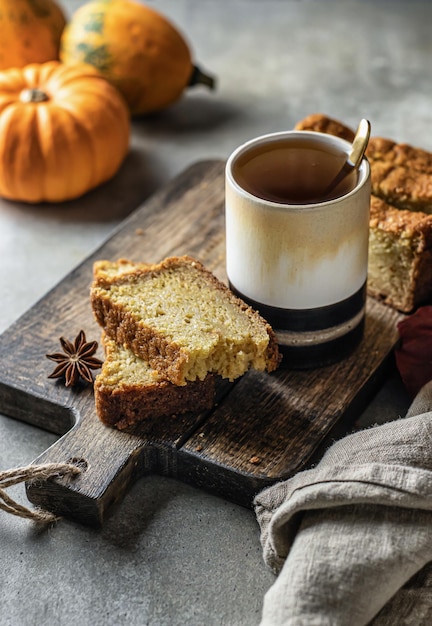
[
  {"xmin": 323, "ymin": 118, "xmax": 371, "ymax": 196},
  {"xmin": 348, "ymin": 119, "xmax": 371, "ymax": 168}
]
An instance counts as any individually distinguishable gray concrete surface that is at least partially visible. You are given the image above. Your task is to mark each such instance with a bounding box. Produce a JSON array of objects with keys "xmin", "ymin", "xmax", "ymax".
[{"xmin": 0, "ymin": 1, "xmax": 426, "ymax": 624}]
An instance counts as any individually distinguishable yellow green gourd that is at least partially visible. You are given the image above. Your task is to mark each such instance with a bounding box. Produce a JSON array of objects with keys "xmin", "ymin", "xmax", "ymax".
[
  {"xmin": 60, "ymin": 0, "xmax": 215, "ymax": 115},
  {"xmin": 0, "ymin": 0, "xmax": 66, "ymax": 69}
]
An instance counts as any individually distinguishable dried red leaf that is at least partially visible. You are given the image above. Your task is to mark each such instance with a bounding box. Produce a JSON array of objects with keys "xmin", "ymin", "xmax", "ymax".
[{"xmin": 394, "ymin": 306, "xmax": 432, "ymax": 397}]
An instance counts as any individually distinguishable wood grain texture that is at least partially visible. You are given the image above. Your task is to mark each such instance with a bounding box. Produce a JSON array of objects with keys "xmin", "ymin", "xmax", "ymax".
[{"xmin": 0, "ymin": 160, "xmax": 404, "ymax": 525}]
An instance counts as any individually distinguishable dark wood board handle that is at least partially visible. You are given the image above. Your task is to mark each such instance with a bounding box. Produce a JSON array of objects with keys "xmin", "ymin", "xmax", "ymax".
[{"xmin": 0, "ymin": 160, "xmax": 404, "ymax": 526}]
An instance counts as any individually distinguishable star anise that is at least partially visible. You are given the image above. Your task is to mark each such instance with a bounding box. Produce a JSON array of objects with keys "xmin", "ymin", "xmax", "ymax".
[{"xmin": 46, "ymin": 330, "xmax": 103, "ymax": 387}]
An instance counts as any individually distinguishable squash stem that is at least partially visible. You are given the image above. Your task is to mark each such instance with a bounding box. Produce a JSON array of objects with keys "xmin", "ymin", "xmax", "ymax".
[
  {"xmin": 20, "ymin": 88, "xmax": 49, "ymax": 103},
  {"xmin": 189, "ymin": 65, "xmax": 216, "ymax": 90}
]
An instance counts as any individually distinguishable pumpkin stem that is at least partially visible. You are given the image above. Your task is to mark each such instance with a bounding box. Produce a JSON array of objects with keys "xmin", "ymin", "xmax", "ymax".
[
  {"xmin": 20, "ymin": 88, "xmax": 50, "ymax": 104},
  {"xmin": 189, "ymin": 65, "xmax": 216, "ymax": 90}
]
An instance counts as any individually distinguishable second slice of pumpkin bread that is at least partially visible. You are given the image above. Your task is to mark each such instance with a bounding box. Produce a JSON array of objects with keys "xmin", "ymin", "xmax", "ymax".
[
  {"xmin": 94, "ymin": 335, "xmax": 216, "ymax": 430},
  {"xmin": 91, "ymin": 255, "xmax": 281, "ymax": 386}
]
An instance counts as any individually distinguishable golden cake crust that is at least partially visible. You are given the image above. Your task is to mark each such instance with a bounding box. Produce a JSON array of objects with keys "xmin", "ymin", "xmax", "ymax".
[
  {"xmin": 367, "ymin": 139, "xmax": 432, "ymax": 212},
  {"xmin": 369, "ymin": 196, "xmax": 432, "ymax": 243},
  {"xmin": 294, "ymin": 112, "xmax": 355, "ymax": 142}
]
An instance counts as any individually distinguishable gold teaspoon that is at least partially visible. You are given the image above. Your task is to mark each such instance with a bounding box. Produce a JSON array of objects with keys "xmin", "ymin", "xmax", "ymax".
[{"xmin": 324, "ymin": 118, "xmax": 371, "ymax": 196}]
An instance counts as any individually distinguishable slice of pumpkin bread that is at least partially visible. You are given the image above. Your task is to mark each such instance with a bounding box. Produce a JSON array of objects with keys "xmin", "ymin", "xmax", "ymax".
[
  {"xmin": 94, "ymin": 335, "xmax": 215, "ymax": 430},
  {"xmin": 91, "ymin": 256, "xmax": 281, "ymax": 386}
]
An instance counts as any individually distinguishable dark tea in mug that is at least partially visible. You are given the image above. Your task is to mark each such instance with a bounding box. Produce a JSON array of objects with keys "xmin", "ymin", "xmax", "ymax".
[
  {"xmin": 225, "ymin": 130, "xmax": 371, "ymax": 369},
  {"xmin": 232, "ymin": 136, "xmax": 358, "ymax": 205}
]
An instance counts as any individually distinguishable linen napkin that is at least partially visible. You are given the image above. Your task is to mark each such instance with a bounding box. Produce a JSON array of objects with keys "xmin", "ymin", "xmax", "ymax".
[{"xmin": 254, "ymin": 380, "xmax": 432, "ymax": 626}]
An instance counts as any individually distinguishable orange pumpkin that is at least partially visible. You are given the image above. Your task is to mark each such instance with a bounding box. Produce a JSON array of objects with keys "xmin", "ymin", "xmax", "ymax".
[
  {"xmin": 0, "ymin": 61, "xmax": 130, "ymax": 203},
  {"xmin": 0, "ymin": 0, "xmax": 67, "ymax": 70},
  {"xmin": 60, "ymin": 0, "xmax": 215, "ymax": 116}
]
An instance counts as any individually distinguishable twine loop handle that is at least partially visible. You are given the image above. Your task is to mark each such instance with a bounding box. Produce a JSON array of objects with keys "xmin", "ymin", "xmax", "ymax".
[{"xmin": 0, "ymin": 463, "xmax": 80, "ymax": 523}]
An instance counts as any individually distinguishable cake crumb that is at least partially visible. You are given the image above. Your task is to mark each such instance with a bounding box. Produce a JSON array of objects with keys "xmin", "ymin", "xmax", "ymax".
[{"xmin": 249, "ymin": 455, "xmax": 261, "ymax": 465}]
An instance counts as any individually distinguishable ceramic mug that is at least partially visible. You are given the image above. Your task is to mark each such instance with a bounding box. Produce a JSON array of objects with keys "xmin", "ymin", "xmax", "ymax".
[{"xmin": 225, "ymin": 130, "xmax": 371, "ymax": 368}]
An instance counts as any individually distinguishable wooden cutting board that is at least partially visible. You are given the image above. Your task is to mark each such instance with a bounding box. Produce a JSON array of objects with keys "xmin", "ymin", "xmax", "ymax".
[{"xmin": 0, "ymin": 160, "xmax": 404, "ymax": 526}]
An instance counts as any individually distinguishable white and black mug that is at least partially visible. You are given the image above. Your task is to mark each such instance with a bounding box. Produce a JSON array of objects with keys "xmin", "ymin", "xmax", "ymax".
[{"xmin": 225, "ymin": 130, "xmax": 371, "ymax": 368}]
